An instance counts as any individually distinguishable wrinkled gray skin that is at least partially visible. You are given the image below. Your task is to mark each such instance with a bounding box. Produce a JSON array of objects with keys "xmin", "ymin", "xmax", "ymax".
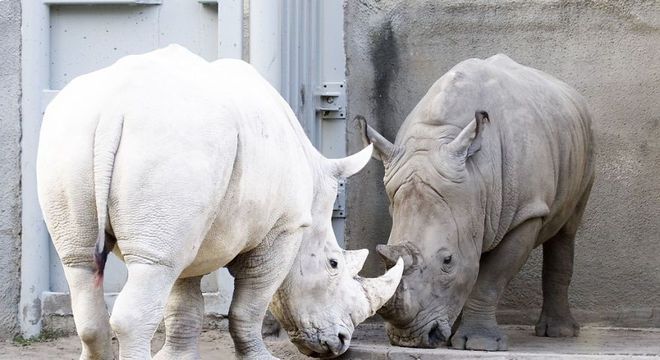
[{"xmin": 362, "ymin": 54, "xmax": 594, "ymax": 351}]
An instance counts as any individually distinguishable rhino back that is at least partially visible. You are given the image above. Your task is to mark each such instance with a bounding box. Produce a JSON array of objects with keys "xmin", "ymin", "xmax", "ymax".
[
  {"xmin": 396, "ymin": 54, "xmax": 594, "ymax": 250},
  {"xmin": 39, "ymin": 46, "xmax": 315, "ymax": 273}
]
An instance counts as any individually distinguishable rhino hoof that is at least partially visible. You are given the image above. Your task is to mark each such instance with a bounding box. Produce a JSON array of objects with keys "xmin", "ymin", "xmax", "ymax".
[
  {"xmin": 450, "ymin": 322, "xmax": 508, "ymax": 351},
  {"xmin": 535, "ymin": 315, "xmax": 580, "ymax": 337}
]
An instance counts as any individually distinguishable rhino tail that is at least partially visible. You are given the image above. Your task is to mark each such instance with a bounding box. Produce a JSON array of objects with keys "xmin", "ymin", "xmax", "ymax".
[{"xmin": 93, "ymin": 114, "xmax": 124, "ymax": 287}]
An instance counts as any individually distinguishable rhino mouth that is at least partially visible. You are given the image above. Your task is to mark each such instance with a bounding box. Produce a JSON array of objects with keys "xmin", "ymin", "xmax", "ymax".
[
  {"xmin": 386, "ymin": 319, "xmax": 452, "ymax": 348},
  {"xmin": 290, "ymin": 338, "xmax": 350, "ymax": 359},
  {"xmin": 289, "ymin": 328, "xmax": 351, "ymax": 358}
]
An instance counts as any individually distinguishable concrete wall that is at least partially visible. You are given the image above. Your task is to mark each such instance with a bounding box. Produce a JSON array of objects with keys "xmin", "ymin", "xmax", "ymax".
[
  {"xmin": 345, "ymin": 0, "xmax": 660, "ymax": 327},
  {"xmin": 0, "ymin": 0, "xmax": 22, "ymax": 339}
]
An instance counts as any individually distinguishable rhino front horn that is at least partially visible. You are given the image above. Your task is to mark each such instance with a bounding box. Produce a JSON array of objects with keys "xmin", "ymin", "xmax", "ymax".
[{"xmin": 360, "ymin": 257, "xmax": 404, "ymax": 316}]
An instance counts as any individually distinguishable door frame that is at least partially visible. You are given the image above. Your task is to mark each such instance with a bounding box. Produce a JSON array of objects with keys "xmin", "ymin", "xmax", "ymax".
[{"xmin": 20, "ymin": 0, "xmax": 348, "ymax": 337}]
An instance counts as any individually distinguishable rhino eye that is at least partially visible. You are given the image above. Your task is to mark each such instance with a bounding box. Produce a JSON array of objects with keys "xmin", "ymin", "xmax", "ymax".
[
  {"xmin": 443, "ymin": 255, "xmax": 452, "ymax": 265},
  {"xmin": 329, "ymin": 259, "xmax": 338, "ymax": 269}
]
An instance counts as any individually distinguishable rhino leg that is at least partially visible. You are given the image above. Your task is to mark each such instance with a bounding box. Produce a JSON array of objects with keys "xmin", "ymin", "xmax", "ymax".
[
  {"xmin": 110, "ymin": 263, "xmax": 181, "ymax": 359},
  {"xmin": 63, "ymin": 265, "xmax": 114, "ymax": 360},
  {"xmin": 227, "ymin": 228, "xmax": 302, "ymax": 360},
  {"xmin": 40, "ymin": 163, "xmax": 113, "ymax": 359},
  {"xmin": 535, "ymin": 231, "xmax": 580, "ymax": 338},
  {"xmin": 153, "ymin": 276, "xmax": 204, "ymax": 360},
  {"xmin": 536, "ymin": 185, "xmax": 591, "ymax": 338},
  {"xmin": 451, "ymin": 218, "xmax": 542, "ymax": 351}
]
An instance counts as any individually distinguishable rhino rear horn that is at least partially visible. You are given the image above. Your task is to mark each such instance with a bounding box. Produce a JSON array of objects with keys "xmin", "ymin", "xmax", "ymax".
[
  {"xmin": 345, "ymin": 249, "xmax": 369, "ymax": 276},
  {"xmin": 328, "ymin": 144, "xmax": 373, "ymax": 178},
  {"xmin": 356, "ymin": 116, "xmax": 396, "ymax": 163},
  {"xmin": 376, "ymin": 244, "xmax": 415, "ymax": 269}
]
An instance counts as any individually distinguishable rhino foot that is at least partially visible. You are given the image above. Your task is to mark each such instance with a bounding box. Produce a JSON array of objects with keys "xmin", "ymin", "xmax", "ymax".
[
  {"xmin": 450, "ymin": 321, "xmax": 507, "ymax": 351},
  {"xmin": 535, "ymin": 313, "xmax": 580, "ymax": 337},
  {"xmin": 235, "ymin": 351, "xmax": 279, "ymax": 360},
  {"xmin": 153, "ymin": 349, "xmax": 200, "ymax": 360}
]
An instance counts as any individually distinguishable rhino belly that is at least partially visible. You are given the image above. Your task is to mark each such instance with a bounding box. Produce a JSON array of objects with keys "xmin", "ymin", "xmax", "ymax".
[{"xmin": 178, "ymin": 226, "xmax": 246, "ymax": 278}]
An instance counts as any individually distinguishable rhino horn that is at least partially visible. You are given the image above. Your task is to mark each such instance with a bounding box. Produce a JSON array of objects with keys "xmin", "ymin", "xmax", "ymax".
[
  {"xmin": 356, "ymin": 115, "xmax": 396, "ymax": 162},
  {"xmin": 359, "ymin": 258, "xmax": 404, "ymax": 317},
  {"xmin": 345, "ymin": 249, "xmax": 369, "ymax": 276},
  {"xmin": 377, "ymin": 244, "xmax": 415, "ymax": 269},
  {"xmin": 328, "ymin": 143, "xmax": 373, "ymax": 178}
]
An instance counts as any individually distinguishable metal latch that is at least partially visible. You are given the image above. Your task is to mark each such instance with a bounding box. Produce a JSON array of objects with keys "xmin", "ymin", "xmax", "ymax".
[
  {"xmin": 317, "ymin": 82, "xmax": 346, "ymax": 120},
  {"xmin": 332, "ymin": 179, "xmax": 346, "ymax": 218}
]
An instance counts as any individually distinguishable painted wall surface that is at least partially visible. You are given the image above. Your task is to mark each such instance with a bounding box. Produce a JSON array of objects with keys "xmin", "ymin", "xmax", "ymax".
[
  {"xmin": 0, "ymin": 0, "xmax": 22, "ymax": 339},
  {"xmin": 345, "ymin": 0, "xmax": 660, "ymax": 326}
]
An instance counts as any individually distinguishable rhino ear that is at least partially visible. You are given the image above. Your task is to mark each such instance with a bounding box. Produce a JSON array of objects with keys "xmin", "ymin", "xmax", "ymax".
[
  {"xmin": 376, "ymin": 244, "xmax": 416, "ymax": 269},
  {"xmin": 356, "ymin": 115, "xmax": 396, "ymax": 163},
  {"xmin": 447, "ymin": 111, "xmax": 490, "ymax": 159}
]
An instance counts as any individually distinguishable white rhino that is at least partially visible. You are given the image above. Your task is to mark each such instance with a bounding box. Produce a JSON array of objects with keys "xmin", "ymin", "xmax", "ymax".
[
  {"xmin": 361, "ymin": 55, "xmax": 594, "ymax": 351},
  {"xmin": 37, "ymin": 45, "xmax": 403, "ymax": 360}
]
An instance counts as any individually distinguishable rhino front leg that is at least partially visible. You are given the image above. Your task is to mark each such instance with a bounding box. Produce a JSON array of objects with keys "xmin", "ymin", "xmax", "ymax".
[
  {"xmin": 536, "ymin": 185, "xmax": 591, "ymax": 338},
  {"xmin": 451, "ymin": 218, "xmax": 542, "ymax": 351},
  {"xmin": 227, "ymin": 228, "xmax": 302, "ymax": 360},
  {"xmin": 153, "ymin": 276, "xmax": 204, "ymax": 360}
]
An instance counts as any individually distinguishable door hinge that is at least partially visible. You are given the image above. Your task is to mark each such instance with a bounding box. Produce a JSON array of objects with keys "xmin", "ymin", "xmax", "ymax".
[
  {"xmin": 317, "ymin": 81, "xmax": 346, "ymax": 120},
  {"xmin": 332, "ymin": 179, "xmax": 346, "ymax": 218}
]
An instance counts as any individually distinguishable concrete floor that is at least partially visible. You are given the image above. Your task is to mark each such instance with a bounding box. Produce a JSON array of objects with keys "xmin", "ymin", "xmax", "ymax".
[
  {"xmin": 2, "ymin": 323, "xmax": 658, "ymax": 359},
  {"xmin": 341, "ymin": 324, "xmax": 660, "ymax": 359}
]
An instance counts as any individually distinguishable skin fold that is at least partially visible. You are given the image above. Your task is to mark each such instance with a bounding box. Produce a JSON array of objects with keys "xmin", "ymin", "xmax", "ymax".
[
  {"xmin": 37, "ymin": 45, "xmax": 403, "ymax": 360},
  {"xmin": 362, "ymin": 54, "xmax": 594, "ymax": 351}
]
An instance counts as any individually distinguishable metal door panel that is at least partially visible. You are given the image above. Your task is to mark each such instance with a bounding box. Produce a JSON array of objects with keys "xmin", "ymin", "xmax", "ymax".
[
  {"xmin": 43, "ymin": 0, "xmax": 221, "ymax": 296},
  {"xmin": 23, "ymin": 0, "xmax": 347, "ymax": 336}
]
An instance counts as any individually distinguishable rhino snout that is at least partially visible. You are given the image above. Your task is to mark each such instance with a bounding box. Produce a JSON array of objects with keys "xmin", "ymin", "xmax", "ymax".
[
  {"xmin": 426, "ymin": 321, "xmax": 452, "ymax": 348},
  {"xmin": 290, "ymin": 327, "xmax": 351, "ymax": 358},
  {"xmin": 386, "ymin": 320, "xmax": 452, "ymax": 348}
]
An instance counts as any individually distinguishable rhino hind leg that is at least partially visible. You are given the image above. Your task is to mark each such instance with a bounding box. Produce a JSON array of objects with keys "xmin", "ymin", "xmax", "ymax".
[
  {"xmin": 42, "ymin": 183, "xmax": 114, "ymax": 359},
  {"xmin": 536, "ymin": 183, "xmax": 592, "ymax": 338},
  {"xmin": 62, "ymin": 265, "xmax": 114, "ymax": 360},
  {"xmin": 535, "ymin": 225, "xmax": 580, "ymax": 338},
  {"xmin": 153, "ymin": 276, "xmax": 204, "ymax": 360},
  {"xmin": 227, "ymin": 228, "xmax": 302, "ymax": 360},
  {"xmin": 451, "ymin": 218, "xmax": 542, "ymax": 351},
  {"xmin": 110, "ymin": 263, "xmax": 182, "ymax": 359}
]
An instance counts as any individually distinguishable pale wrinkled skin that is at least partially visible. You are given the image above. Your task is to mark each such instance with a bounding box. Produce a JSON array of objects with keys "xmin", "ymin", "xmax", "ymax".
[
  {"xmin": 363, "ymin": 55, "xmax": 594, "ymax": 351},
  {"xmin": 37, "ymin": 45, "xmax": 403, "ymax": 360}
]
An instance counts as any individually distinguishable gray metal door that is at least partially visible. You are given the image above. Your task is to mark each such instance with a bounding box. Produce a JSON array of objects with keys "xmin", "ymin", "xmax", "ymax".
[
  {"xmin": 21, "ymin": 0, "xmax": 347, "ymax": 337},
  {"xmin": 46, "ymin": 0, "xmax": 225, "ymax": 294}
]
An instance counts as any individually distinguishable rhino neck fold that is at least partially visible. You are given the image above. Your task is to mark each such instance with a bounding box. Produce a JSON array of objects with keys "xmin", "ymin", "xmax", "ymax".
[{"xmin": 468, "ymin": 127, "xmax": 503, "ymax": 254}]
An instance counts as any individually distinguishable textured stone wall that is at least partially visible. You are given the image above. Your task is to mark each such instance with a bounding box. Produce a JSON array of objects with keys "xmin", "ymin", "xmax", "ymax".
[
  {"xmin": 0, "ymin": 0, "xmax": 22, "ymax": 339},
  {"xmin": 345, "ymin": 0, "xmax": 660, "ymax": 326}
]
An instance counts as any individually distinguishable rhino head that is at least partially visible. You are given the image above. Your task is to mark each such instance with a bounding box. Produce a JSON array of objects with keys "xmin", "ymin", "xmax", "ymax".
[
  {"xmin": 360, "ymin": 112, "xmax": 489, "ymax": 348},
  {"xmin": 270, "ymin": 144, "xmax": 404, "ymax": 358}
]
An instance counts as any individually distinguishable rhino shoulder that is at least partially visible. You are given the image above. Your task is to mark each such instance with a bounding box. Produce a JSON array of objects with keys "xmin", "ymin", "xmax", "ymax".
[{"xmin": 485, "ymin": 53, "xmax": 517, "ymax": 66}]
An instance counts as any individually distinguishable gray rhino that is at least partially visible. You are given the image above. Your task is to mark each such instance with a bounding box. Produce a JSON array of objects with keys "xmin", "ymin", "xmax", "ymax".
[
  {"xmin": 37, "ymin": 45, "xmax": 403, "ymax": 360},
  {"xmin": 361, "ymin": 54, "xmax": 594, "ymax": 351}
]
